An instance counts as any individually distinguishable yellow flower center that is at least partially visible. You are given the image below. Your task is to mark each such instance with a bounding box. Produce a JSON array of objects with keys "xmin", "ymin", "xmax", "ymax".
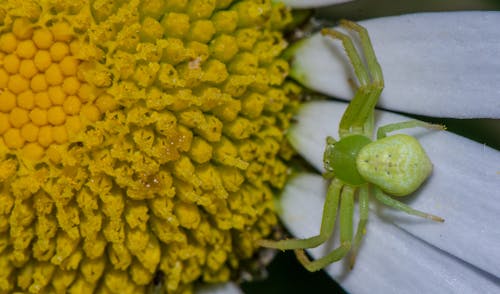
[
  {"xmin": 0, "ymin": 0, "xmax": 299, "ymax": 293},
  {"xmin": 0, "ymin": 18, "xmax": 106, "ymax": 161}
]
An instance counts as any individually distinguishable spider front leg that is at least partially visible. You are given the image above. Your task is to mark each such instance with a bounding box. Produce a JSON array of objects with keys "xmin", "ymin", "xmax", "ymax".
[
  {"xmin": 295, "ymin": 184, "xmax": 355, "ymax": 272},
  {"xmin": 257, "ymin": 178, "xmax": 343, "ymax": 250},
  {"xmin": 322, "ymin": 20, "xmax": 384, "ymax": 137}
]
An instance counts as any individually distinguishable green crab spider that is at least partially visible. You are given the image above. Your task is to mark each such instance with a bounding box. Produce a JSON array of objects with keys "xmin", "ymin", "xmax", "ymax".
[{"xmin": 258, "ymin": 20, "xmax": 445, "ymax": 272}]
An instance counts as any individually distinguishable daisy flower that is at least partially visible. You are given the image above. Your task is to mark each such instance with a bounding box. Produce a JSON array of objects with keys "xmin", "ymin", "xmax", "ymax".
[{"xmin": 0, "ymin": 1, "xmax": 498, "ymax": 293}]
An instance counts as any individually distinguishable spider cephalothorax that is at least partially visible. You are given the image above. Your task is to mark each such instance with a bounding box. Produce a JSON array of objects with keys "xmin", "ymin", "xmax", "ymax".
[{"xmin": 259, "ymin": 20, "xmax": 444, "ymax": 271}]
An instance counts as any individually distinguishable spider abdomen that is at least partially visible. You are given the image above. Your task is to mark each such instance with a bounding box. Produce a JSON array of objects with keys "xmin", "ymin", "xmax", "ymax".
[{"xmin": 356, "ymin": 134, "xmax": 433, "ymax": 196}]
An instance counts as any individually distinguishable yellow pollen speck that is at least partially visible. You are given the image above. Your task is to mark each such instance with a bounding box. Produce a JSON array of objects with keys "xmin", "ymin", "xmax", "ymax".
[
  {"xmin": 29, "ymin": 108, "xmax": 48, "ymax": 126},
  {"xmin": 34, "ymin": 91, "xmax": 52, "ymax": 109},
  {"xmin": 51, "ymin": 125, "xmax": 67, "ymax": 144},
  {"xmin": 33, "ymin": 28, "xmax": 54, "ymax": 49},
  {"xmin": 20, "ymin": 123, "xmax": 39, "ymax": 142},
  {"xmin": 162, "ymin": 12, "xmax": 190, "ymax": 38},
  {"xmin": 63, "ymin": 95, "xmax": 81, "ymax": 115},
  {"xmin": 37, "ymin": 125, "xmax": 53, "ymax": 147},
  {"xmin": 9, "ymin": 107, "xmax": 29, "ymax": 128},
  {"xmin": 12, "ymin": 18, "xmax": 33, "ymax": 40},
  {"xmin": 19, "ymin": 59, "xmax": 38, "ymax": 79},
  {"xmin": 65, "ymin": 116, "xmax": 82, "ymax": 136},
  {"xmin": 0, "ymin": 33, "xmax": 18, "ymax": 53},
  {"xmin": 62, "ymin": 76, "xmax": 80, "ymax": 95},
  {"xmin": 68, "ymin": 39, "xmax": 82, "ymax": 57},
  {"xmin": 59, "ymin": 56, "xmax": 79, "ymax": 76},
  {"xmin": 22, "ymin": 142, "xmax": 44, "ymax": 161},
  {"xmin": 3, "ymin": 128, "xmax": 24, "ymax": 148},
  {"xmin": 189, "ymin": 20, "xmax": 216, "ymax": 43},
  {"xmin": 3, "ymin": 54, "xmax": 20, "ymax": 73},
  {"xmin": 175, "ymin": 202, "xmax": 201, "ymax": 229},
  {"xmin": 189, "ymin": 136, "xmax": 213, "ymax": 164},
  {"xmin": 0, "ymin": 90, "xmax": 17, "ymax": 112},
  {"xmin": 46, "ymin": 143, "xmax": 62, "ymax": 163},
  {"xmin": 48, "ymin": 86, "xmax": 66, "ymax": 105},
  {"xmin": 30, "ymin": 74, "xmax": 48, "ymax": 92},
  {"xmin": 49, "ymin": 42, "xmax": 69, "ymax": 62},
  {"xmin": 17, "ymin": 90, "xmax": 35, "ymax": 109},
  {"xmin": 8, "ymin": 74, "xmax": 29, "ymax": 94},
  {"xmin": 50, "ymin": 22, "xmax": 73, "ymax": 42},
  {"xmin": 94, "ymin": 93, "xmax": 117, "ymax": 113},
  {"xmin": 47, "ymin": 106, "xmax": 66, "ymax": 125},
  {"xmin": 33, "ymin": 50, "xmax": 52, "ymax": 71},
  {"xmin": 81, "ymin": 104, "xmax": 100, "ymax": 122},
  {"xmin": 77, "ymin": 83, "xmax": 94, "ymax": 102},
  {"xmin": 45, "ymin": 64, "xmax": 64, "ymax": 86},
  {"xmin": 16, "ymin": 39, "xmax": 37, "ymax": 59}
]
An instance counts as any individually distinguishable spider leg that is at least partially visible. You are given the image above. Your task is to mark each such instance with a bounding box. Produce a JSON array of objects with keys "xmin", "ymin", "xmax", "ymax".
[
  {"xmin": 341, "ymin": 20, "xmax": 384, "ymax": 137},
  {"xmin": 320, "ymin": 29, "xmax": 369, "ymax": 137},
  {"xmin": 362, "ymin": 110, "xmax": 375, "ymax": 138},
  {"xmin": 321, "ymin": 28, "xmax": 370, "ymax": 86},
  {"xmin": 341, "ymin": 20, "xmax": 383, "ymax": 83},
  {"xmin": 323, "ymin": 136, "xmax": 337, "ymax": 178},
  {"xmin": 349, "ymin": 184, "xmax": 369, "ymax": 269},
  {"xmin": 377, "ymin": 120, "xmax": 446, "ymax": 139},
  {"xmin": 258, "ymin": 179, "xmax": 343, "ymax": 250},
  {"xmin": 321, "ymin": 21, "xmax": 384, "ymax": 138},
  {"xmin": 374, "ymin": 187, "xmax": 444, "ymax": 222},
  {"xmin": 294, "ymin": 185, "xmax": 355, "ymax": 272}
]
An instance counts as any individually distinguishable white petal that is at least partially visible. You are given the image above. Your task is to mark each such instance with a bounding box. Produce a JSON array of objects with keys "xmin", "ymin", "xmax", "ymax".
[
  {"xmin": 195, "ymin": 282, "xmax": 243, "ymax": 294},
  {"xmin": 274, "ymin": 0, "xmax": 352, "ymax": 9},
  {"xmin": 287, "ymin": 100, "xmax": 500, "ymax": 278},
  {"xmin": 280, "ymin": 173, "xmax": 500, "ymax": 293},
  {"xmin": 290, "ymin": 11, "xmax": 500, "ymax": 118}
]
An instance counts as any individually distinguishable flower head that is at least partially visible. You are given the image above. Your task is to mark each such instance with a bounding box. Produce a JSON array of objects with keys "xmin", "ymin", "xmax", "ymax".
[{"xmin": 0, "ymin": 0, "xmax": 299, "ymax": 292}]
